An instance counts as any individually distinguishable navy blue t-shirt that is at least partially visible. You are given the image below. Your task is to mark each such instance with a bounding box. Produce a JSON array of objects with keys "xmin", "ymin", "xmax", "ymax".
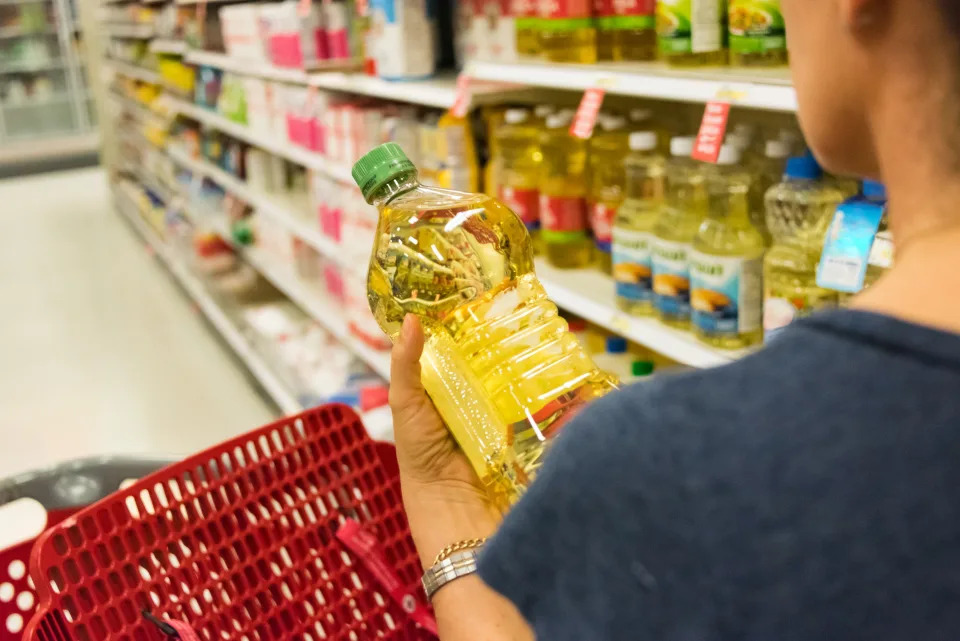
[{"xmin": 478, "ymin": 310, "xmax": 960, "ymax": 641}]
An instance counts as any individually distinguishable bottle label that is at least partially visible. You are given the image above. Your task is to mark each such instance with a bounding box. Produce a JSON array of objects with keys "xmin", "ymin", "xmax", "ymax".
[
  {"xmin": 540, "ymin": 194, "xmax": 588, "ymax": 242},
  {"xmin": 500, "ymin": 185, "xmax": 541, "ymax": 230},
  {"xmin": 816, "ymin": 199, "xmax": 885, "ymax": 293},
  {"xmin": 612, "ymin": 228, "xmax": 654, "ymax": 302},
  {"xmin": 657, "ymin": 0, "xmax": 724, "ymax": 54},
  {"xmin": 690, "ymin": 252, "xmax": 762, "ymax": 336},
  {"xmin": 589, "ymin": 202, "xmax": 617, "ymax": 252},
  {"xmin": 537, "ymin": 0, "xmax": 592, "ymax": 18},
  {"xmin": 652, "ymin": 238, "xmax": 691, "ymax": 318},
  {"xmin": 729, "ymin": 0, "xmax": 786, "ymax": 54},
  {"xmin": 867, "ymin": 230, "xmax": 894, "ymax": 268}
]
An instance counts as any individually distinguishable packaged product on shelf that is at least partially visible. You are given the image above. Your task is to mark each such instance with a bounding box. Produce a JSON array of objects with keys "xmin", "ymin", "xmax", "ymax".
[
  {"xmin": 284, "ymin": 86, "xmax": 326, "ymax": 152},
  {"xmin": 292, "ymin": 238, "xmax": 323, "ymax": 281},
  {"xmin": 749, "ymin": 138, "xmax": 791, "ymax": 244},
  {"xmin": 613, "ymin": 131, "xmax": 666, "ymax": 315},
  {"xmin": 539, "ymin": 112, "xmax": 592, "ymax": 268},
  {"xmin": 763, "ymin": 154, "xmax": 845, "ymax": 339},
  {"xmin": 611, "ymin": 0, "xmax": 657, "ymax": 61},
  {"xmin": 435, "ymin": 110, "xmax": 481, "ymax": 192},
  {"xmin": 486, "ymin": 0, "xmax": 520, "ymax": 62},
  {"xmin": 690, "ymin": 144, "xmax": 765, "ymax": 348},
  {"xmin": 538, "ymin": 0, "xmax": 597, "ymax": 64},
  {"xmin": 367, "ymin": 0, "xmax": 437, "ymax": 79},
  {"xmin": 355, "ymin": 142, "xmax": 618, "ymax": 506},
  {"xmin": 243, "ymin": 78, "xmax": 284, "ymax": 138},
  {"xmin": 260, "ymin": 1, "xmax": 320, "ymax": 69},
  {"xmin": 728, "ymin": 0, "xmax": 787, "ymax": 66},
  {"xmin": 194, "ymin": 66, "xmax": 223, "ymax": 110},
  {"xmin": 217, "ymin": 73, "xmax": 248, "ymax": 124},
  {"xmin": 593, "ymin": 336, "xmax": 634, "ymax": 381},
  {"xmin": 588, "ymin": 113, "xmax": 629, "ymax": 274},
  {"xmin": 495, "ymin": 108, "xmax": 542, "ymax": 239},
  {"xmin": 657, "ymin": 0, "xmax": 728, "ymax": 66},
  {"xmin": 321, "ymin": 0, "xmax": 353, "ymax": 60},
  {"xmin": 513, "ymin": 0, "xmax": 541, "ymax": 55},
  {"xmin": 594, "ymin": 0, "xmax": 616, "ymax": 61},
  {"xmin": 219, "ymin": 4, "xmax": 268, "ymax": 61},
  {"xmin": 652, "ymin": 136, "xmax": 707, "ymax": 328}
]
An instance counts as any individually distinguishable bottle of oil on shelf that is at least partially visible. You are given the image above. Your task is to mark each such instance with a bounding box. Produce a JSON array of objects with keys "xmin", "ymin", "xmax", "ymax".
[
  {"xmin": 652, "ymin": 136, "xmax": 708, "ymax": 328},
  {"xmin": 611, "ymin": 0, "xmax": 658, "ymax": 61},
  {"xmin": 539, "ymin": 112, "xmax": 594, "ymax": 268},
  {"xmin": 594, "ymin": 0, "xmax": 616, "ymax": 61},
  {"xmin": 763, "ymin": 154, "xmax": 846, "ymax": 339},
  {"xmin": 588, "ymin": 113, "xmax": 629, "ymax": 274},
  {"xmin": 355, "ymin": 143, "xmax": 618, "ymax": 507},
  {"xmin": 612, "ymin": 131, "xmax": 666, "ymax": 315},
  {"xmin": 495, "ymin": 108, "xmax": 543, "ymax": 250},
  {"xmin": 514, "ymin": 0, "xmax": 542, "ymax": 55},
  {"xmin": 728, "ymin": 0, "xmax": 788, "ymax": 66},
  {"xmin": 748, "ymin": 138, "xmax": 791, "ymax": 245},
  {"xmin": 657, "ymin": 0, "xmax": 728, "ymax": 66},
  {"xmin": 690, "ymin": 144, "xmax": 765, "ymax": 348},
  {"xmin": 539, "ymin": 0, "xmax": 598, "ymax": 63}
]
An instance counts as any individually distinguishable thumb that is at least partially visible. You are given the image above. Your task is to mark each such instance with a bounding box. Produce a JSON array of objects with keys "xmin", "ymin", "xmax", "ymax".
[{"xmin": 390, "ymin": 315, "xmax": 427, "ymax": 412}]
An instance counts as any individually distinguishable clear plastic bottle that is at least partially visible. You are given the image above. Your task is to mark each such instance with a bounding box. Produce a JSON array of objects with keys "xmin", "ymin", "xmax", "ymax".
[
  {"xmin": 837, "ymin": 180, "xmax": 890, "ymax": 306},
  {"xmin": 611, "ymin": 0, "xmax": 658, "ymax": 61},
  {"xmin": 495, "ymin": 108, "xmax": 543, "ymax": 250},
  {"xmin": 763, "ymin": 154, "xmax": 846, "ymax": 339},
  {"xmin": 748, "ymin": 139, "xmax": 791, "ymax": 245},
  {"xmin": 539, "ymin": 0, "xmax": 598, "ymax": 63},
  {"xmin": 593, "ymin": 336, "xmax": 634, "ymax": 381},
  {"xmin": 355, "ymin": 143, "xmax": 619, "ymax": 507},
  {"xmin": 613, "ymin": 131, "xmax": 666, "ymax": 315},
  {"xmin": 728, "ymin": 0, "xmax": 788, "ymax": 67},
  {"xmin": 652, "ymin": 136, "xmax": 708, "ymax": 328},
  {"xmin": 539, "ymin": 112, "xmax": 593, "ymax": 269},
  {"xmin": 594, "ymin": 0, "xmax": 616, "ymax": 61},
  {"xmin": 690, "ymin": 144, "xmax": 765, "ymax": 348},
  {"xmin": 588, "ymin": 114, "xmax": 629, "ymax": 274},
  {"xmin": 657, "ymin": 0, "xmax": 728, "ymax": 66},
  {"xmin": 515, "ymin": 0, "xmax": 542, "ymax": 56}
]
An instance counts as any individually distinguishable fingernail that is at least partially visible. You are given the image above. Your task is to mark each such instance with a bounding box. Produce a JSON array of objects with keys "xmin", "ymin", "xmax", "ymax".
[{"xmin": 401, "ymin": 315, "xmax": 415, "ymax": 342}]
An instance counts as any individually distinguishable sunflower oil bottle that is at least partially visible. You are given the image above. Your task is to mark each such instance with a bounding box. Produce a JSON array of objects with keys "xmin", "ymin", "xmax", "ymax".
[
  {"xmin": 539, "ymin": 0, "xmax": 598, "ymax": 63},
  {"xmin": 355, "ymin": 143, "xmax": 619, "ymax": 507},
  {"xmin": 835, "ymin": 180, "xmax": 890, "ymax": 306},
  {"xmin": 539, "ymin": 112, "xmax": 593, "ymax": 268},
  {"xmin": 612, "ymin": 131, "xmax": 666, "ymax": 315},
  {"xmin": 748, "ymin": 138, "xmax": 791, "ymax": 245},
  {"xmin": 495, "ymin": 108, "xmax": 543, "ymax": 249},
  {"xmin": 611, "ymin": 0, "xmax": 658, "ymax": 60},
  {"xmin": 652, "ymin": 136, "xmax": 708, "ymax": 328},
  {"xmin": 657, "ymin": 0, "xmax": 728, "ymax": 66},
  {"xmin": 594, "ymin": 0, "xmax": 616, "ymax": 61},
  {"xmin": 763, "ymin": 154, "xmax": 846, "ymax": 339},
  {"xmin": 728, "ymin": 0, "xmax": 788, "ymax": 66},
  {"xmin": 514, "ymin": 0, "xmax": 541, "ymax": 55},
  {"xmin": 588, "ymin": 114, "xmax": 629, "ymax": 274},
  {"xmin": 690, "ymin": 144, "xmax": 765, "ymax": 348}
]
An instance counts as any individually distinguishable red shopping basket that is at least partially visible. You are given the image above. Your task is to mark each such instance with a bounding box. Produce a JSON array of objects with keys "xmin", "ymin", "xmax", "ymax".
[
  {"xmin": 0, "ymin": 458, "xmax": 176, "ymax": 641},
  {"xmin": 21, "ymin": 404, "xmax": 434, "ymax": 641}
]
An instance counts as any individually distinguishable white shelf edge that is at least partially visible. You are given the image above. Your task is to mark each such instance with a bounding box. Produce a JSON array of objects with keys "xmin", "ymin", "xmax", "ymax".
[
  {"xmin": 109, "ymin": 59, "xmax": 161, "ymax": 84},
  {"xmin": 149, "ymin": 39, "xmax": 187, "ymax": 55},
  {"xmin": 104, "ymin": 23, "xmax": 155, "ymax": 39},
  {"xmin": 113, "ymin": 181, "xmax": 303, "ymax": 415},
  {"xmin": 0, "ymin": 131, "xmax": 99, "ymax": 165},
  {"xmin": 467, "ymin": 60, "xmax": 798, "ymax": 112},
  {"xmin": 534, "ymin": 258, "xmax": 753, "ymax": 368}
]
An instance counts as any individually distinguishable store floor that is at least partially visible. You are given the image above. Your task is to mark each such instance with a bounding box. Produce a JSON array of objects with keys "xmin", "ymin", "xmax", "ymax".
[{"xmin": 0, "ymin": 167, "xmax": 276, "ymax": 480}]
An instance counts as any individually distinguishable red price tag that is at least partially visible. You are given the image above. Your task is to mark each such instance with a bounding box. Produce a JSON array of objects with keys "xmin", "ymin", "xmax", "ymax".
[
  {"xmin": 691, "ymin": 100, "xmax": 731, "ymax": 163},
  {"xmin": 449, "ymin": 73, "xmax": 471, "ymax": 118},
  {"xmin": 569, "ymin": 87, "xmax": 605, "ymax": 140}
]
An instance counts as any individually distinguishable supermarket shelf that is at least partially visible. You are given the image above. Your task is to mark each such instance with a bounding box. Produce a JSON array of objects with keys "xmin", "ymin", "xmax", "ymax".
[
  {"xmin": 0, "ymin": 59, "xmax": 64, "ymax": 73},
  {"xmin": 109, "ymin": 59, "xmax": 161, "ymax": 84},
  {"xmin": 185, "ymin": 50, "xmax": 320, "ymax": 84},
  {"xmin": 111, "ymin": 91, "xmax": 161, "ymax": 123},
  {"xmin": 114, "ymin": 182, "xmax": 304, "ymax": 414},
  {"xmin": 1, "ymin": 93, "xmax": 75, "ymax": 107},
  {"xmin": 104, "ymin": 22, "xmax": 154, "ymax": 39},
  {"xmin": 467, "ymin": 60, "xmax": 797, "ymax": 112},
  {"xmin": 0, "ymin": 26, "xmax": 56, "ymax": 38},
  {"xmin": 0, "ymin": 131, "xmax": 99, "ymax": 166},
  {"xmin": 534, "ymin": 259, "xmax": 753, "ymax": 368},
  {"xmin": 149, "ymin": 38, "xmax": 187, "ymax": 55},
  {"xmin": 166, "ymin": 145, "xmax": 350, "ymax": 268},
  {"xmin": 165, "ymin": 96, "xmax": 354, "ymax": 182}
]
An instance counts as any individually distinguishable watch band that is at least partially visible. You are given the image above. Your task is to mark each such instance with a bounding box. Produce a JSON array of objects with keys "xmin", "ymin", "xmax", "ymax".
[{"xmin": 421, "ymin": 549, "xmax": 480, "ymax": 600}]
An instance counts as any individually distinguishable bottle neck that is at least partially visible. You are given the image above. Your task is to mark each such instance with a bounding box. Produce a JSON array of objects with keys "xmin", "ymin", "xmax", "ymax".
[{"xmin": 369, "ymin": 171, "xmax": 420, "ymax": 208}]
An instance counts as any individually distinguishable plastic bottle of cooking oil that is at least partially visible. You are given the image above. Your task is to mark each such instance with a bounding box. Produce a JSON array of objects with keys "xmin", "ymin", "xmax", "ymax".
[
  {"xmin": 748, "ymin": 139, "xmax": 791, "ymax": 245},
  {"xmin": 515, "ymin": 0, "xmax": 541, "ymax": 56},
  {"xmin": 728, "ymin": 0, "xmax": 788, "ymax": 66},
  {"xmin": 657, "ymin": 0, "xmax": 727, "ymax": 66},
  {"xmin": 539, "ymin": 112, "xmax": 593, "ymax": 269},
  {"xmin": 611, "ymin": 0, "xmax": 658, "ymax": 60},
  {"xmin": 763, "ymin": 154, "xmax": 846, "ymax": 339},
  {"xmin": 612, "ymin": 131, "xmax": 666, "ymax": 315},
  {"xmin": 354, "ymin": 143, "xmax": 619, "ymax": 507},
  {"xmin": 588, "ymin": 114, "xmax": 629, "ymax": 274},
  {"xmin": 495, "ymin": 108, "xmax": 543, "ymax": 250},
  {"xmin": 652, "ymin": 136, "xmax": 708, "ymax": 327},
  {"xmin": 690, "ymin": 144, "xmax": 765, "ymax": 348},
  {"xmin": 539, "ymin": 0, "xmax": 598, "ymax": 63},
  {"xmin": 836, "ymin": 180, "xmax": 890, "ymax": 306},
  {"xmin": 594, "ymin": 0, "xmax": 616, "ymax": 61}
]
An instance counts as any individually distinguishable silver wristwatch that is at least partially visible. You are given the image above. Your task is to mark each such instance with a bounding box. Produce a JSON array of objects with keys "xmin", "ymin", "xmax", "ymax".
[{"xmin": 421, "ymin": 549, "xmax": 481, "ymax": 600}]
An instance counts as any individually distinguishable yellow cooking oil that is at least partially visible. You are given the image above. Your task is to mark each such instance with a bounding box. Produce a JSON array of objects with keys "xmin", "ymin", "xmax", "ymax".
[
  {"xmin": 594, "ymin": 0, "xmax": 615, "ymax": 61},
  {"xmin": 588, "ymin": 113, "xmax": 629, "ymax": 274},
  {"xmin": 539, "ymin": 0, "xmax": 597, "ymax": 63},
  {"xmin": 657, "ymin": 0, "xmax": 728, "ymax": 66},
  {"xmin": 690, "ymin": 145, "xmax": 765, "ymax": 348},
  {"xmin": 539, "ymin": 112, "xmax": 594, "ymax": 269},
  {"xmin": 611, "ymin": 0, "xmax": 658, "ymax": 61},
  {"xmin": 612, "ymin": 131, "xmax": 666, "ymax": 315},
  {"xmin": 747, "ymin": 138, "xmax": 791, "ymax": 245},
  {"xmin": 515, "ymin": 0, "xmax": 542, "ymax": 56},
  {"xmin": 495, "ymin": 108, "xmax": 543, "ymax": 252},
  {"xmin": 763, "ymin": 154, "xmax": 845, "ymax": 339},
  {"xmin": 652, "ymin": 136, "xmax": 708, "ymax": 328},
  {"xmin": 355, "ymin": 143, "xmax": 619, "ymax": 507},
  {"xmin": 482, "ymin": 106, "xmax": 510, "ymax": 197},
  {"xmin": 728, "ymin": 0, "xmax": 788, "ymax": 66}
]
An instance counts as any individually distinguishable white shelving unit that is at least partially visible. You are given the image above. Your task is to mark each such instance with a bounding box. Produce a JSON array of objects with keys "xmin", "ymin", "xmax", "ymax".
[
  {"xmin": 150, "ymin": 39, "xmax": 187, "ymax": 55},
  {"xmin": 109, "ymin": 59, "xmax": 162, "ymax": 85},
  {"xmin": 103, "ymin": 23, "xmax": 154, "ymax": 39}
]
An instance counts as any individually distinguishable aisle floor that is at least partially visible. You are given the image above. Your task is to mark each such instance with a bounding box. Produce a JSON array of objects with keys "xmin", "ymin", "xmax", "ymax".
[{"xmin": 0, "ymin": 167, "xmax": 276, "ymax": 479}]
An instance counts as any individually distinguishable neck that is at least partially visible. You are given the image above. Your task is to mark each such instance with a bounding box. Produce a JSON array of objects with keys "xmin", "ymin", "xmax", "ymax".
[{"xmin": 371, "ymin": 173, "xmax": 419, "ymax": 208}]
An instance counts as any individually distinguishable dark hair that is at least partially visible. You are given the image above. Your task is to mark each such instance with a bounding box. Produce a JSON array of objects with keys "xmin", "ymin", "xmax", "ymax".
[{"xmin": 939, "ymin": 0, "xmax": 960, "ymax": 38}]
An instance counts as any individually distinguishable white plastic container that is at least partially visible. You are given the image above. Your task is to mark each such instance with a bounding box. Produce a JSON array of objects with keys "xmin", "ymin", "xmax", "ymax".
[
  {"xmin": 592, "ymin": 336, "xmax": 634, "ymax": 382},
  {"xmin": 367, "ymin": 0, "xmax": 437, "ymax": 79}
]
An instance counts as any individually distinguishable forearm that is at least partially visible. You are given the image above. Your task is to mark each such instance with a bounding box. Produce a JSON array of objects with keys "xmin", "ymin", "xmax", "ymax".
[{"xmin": 433, "ymin": 575, "xmax": 534, "ymax": 641}]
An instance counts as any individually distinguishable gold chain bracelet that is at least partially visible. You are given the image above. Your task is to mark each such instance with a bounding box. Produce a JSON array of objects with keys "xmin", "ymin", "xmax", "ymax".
[{"xmin": 433, "ymin": 537, "xmax": 488, "ymax": 566}]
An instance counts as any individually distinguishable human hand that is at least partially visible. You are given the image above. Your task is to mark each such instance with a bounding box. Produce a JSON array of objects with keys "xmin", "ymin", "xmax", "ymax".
[{"xmin": 390, "ymin": 315, "xmax": 501, "ymax": 565}]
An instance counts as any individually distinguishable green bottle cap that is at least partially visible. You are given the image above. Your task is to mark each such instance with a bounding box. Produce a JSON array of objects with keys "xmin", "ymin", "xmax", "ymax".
[
  {"xmin": 351, "ymin": 142, "xmax": 417, "ymax": 203},
  {"xmin": 632, "ymin": 361, "xmax": 655, "ymax": 377}
]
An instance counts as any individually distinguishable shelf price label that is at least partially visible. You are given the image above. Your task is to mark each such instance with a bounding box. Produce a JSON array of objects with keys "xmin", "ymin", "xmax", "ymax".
[
  {"xmin": 570, "ymin": 87, "xmax": 606, "ymax": 140},
  {"xmin": 692, "ymin": 100, "xmax": 731, "ymax": 163},
  {"xmin": 449, "ymin": 73, "xmax": 472, "ymax": 118}
]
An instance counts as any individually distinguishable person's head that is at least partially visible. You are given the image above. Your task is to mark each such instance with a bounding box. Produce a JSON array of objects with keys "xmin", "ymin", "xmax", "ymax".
[{"xmin": 782, "ymin": 0, "xmax": 960, "ymax": 180}]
